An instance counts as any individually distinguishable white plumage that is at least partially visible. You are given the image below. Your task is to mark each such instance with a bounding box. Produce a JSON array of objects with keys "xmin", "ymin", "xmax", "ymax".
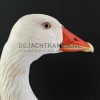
[
  {"xmin": 0, "ymin": 14, "xmax": 94, "ymax": 100},
  {"xmin": 0, "ymin": 14, "xmax": 63, "ymax": 100}
]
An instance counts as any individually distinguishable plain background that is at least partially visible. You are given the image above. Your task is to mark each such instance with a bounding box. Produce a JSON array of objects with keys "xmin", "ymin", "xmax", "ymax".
[{"xmin": 0, "ymin": 0, "xmax": 100, "ymax": 100}]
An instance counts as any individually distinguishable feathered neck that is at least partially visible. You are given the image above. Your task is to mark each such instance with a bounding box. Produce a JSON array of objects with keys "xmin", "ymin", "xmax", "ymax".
[{"xmin": 0, "ymin": 44, "xmax": 39, "ymax": 100}]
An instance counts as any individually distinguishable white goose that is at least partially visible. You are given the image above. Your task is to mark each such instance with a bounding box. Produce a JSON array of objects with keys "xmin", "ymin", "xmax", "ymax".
[{"xmin": 0, "ymin": 14, "xmax": 94, "ymax": 100}]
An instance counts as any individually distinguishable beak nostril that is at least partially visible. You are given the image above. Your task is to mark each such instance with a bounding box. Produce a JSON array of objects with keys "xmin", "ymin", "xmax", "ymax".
[{"xmin": 74, "ymin": 38, "xmax": 78, "ymax": 41}]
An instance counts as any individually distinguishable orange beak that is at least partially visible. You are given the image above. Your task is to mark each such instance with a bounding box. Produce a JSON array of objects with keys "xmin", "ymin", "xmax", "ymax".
[{"xmin": 60, "ymin": 26, "xmax": 94, "ymax": 53}]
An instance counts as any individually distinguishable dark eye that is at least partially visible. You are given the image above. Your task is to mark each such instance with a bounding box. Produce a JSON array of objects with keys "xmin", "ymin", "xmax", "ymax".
[{"xmin": 42, "ymin": 22, "xmax": 51, "ymax": 29}]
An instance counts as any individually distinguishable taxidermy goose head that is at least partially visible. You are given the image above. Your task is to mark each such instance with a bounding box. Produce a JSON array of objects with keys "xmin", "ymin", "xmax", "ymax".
[{"xmin": 0, "ymin": 14, "xmax": 94, "ymax": 100}]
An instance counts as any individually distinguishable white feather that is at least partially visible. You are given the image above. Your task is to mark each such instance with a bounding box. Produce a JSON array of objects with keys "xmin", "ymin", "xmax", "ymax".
[{"xmin": 0, "ymin": 14, "xmax": 63, "ymax": 100}]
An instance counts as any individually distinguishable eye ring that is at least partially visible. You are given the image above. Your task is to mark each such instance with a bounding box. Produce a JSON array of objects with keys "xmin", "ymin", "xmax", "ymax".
[{"xmin": 42, "ymin": 22, "xmax": 51, "ymax": 29}]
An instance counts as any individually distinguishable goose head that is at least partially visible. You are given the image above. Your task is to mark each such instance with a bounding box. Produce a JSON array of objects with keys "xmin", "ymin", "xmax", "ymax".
[
  {"xmin": 0, "ymin": 14, "xmax": 94, "ymax": 100},
  {"xmin": 2, "ymin": 14, "xmax": 94, "ymax": 63}
]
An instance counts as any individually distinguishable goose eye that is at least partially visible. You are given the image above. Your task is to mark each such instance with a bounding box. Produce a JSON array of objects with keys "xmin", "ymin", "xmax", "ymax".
[{"xmin": 42, "ymin": 22, "xmax": 51, "ymax": 29}]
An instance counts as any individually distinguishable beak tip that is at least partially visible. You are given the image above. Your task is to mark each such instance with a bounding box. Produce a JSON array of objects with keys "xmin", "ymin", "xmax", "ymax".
[
  {"xmin": 88, "ymin": 42, "xmax": 94, "ymax": 53},
  {"xmin": 84, "ymin": 42, "xmax": 94, "ymax": 53}
]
